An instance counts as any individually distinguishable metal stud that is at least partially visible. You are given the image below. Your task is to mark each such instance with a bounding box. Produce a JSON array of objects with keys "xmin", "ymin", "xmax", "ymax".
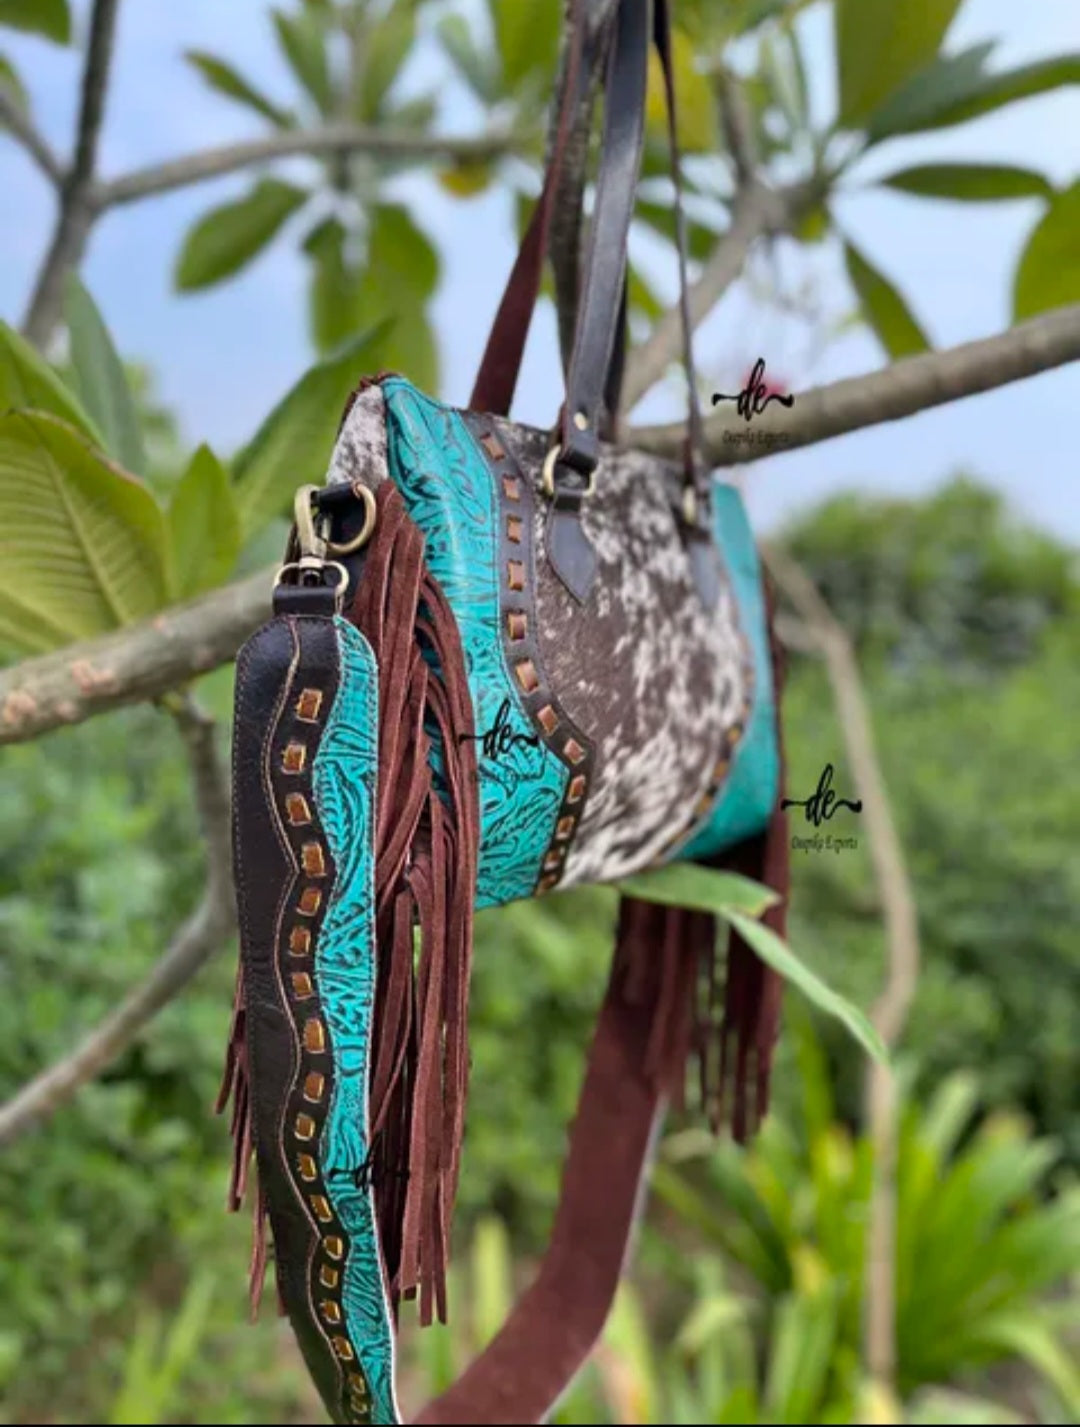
[{"xmin": 297, "ymin": 689, "xmax": 323, "ymax": 723}]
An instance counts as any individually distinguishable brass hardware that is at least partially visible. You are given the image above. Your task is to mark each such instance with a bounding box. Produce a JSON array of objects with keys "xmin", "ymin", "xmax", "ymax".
[
  {"xmin": 573, "ymin": 411, "xmax": 589, "ymax": 431},
  {"xmin": 682, "ymin": 485, "xmax": 698, "ymax": 527},
  {"xmin": 325, "ymin": 484, "xmax": 377, "ymax": 556},
  {"xmin": 541, "ymin": 443, "xmax": 596, "ymax": 501}
]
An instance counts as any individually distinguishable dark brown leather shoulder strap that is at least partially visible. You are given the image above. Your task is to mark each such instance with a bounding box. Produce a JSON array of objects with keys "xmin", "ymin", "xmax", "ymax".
[{"xmin": 415, "ymin": 900, "xmax": 668, "ymax": 1425}]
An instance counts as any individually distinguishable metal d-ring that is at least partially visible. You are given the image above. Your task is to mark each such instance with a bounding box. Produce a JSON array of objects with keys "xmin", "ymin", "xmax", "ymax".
[
  {"xmin": 325, "ymin": 483, "xmax": 377, "ymax": 556},
  {"xmin": 541, "ymin": 444, "xmax": 596, "ymax": 501}
]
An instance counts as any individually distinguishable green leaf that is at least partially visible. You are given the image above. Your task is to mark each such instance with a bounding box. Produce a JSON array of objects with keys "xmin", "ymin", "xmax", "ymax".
[
  {"xmin": 977, "ymin": 1313, "xmax": 1080, "ymax": 1416},
  {"xmin": 616, "ymin": 864, "xmax": 779, "ymax": 919},
  {"xmin": 437, "ymin": 159, "xmax": 494, "ymax": 199},
  {"xmin": 0, "ymin": 321, "xmax": 101, "ymax": 442},
  {"xmin": 437, "ymin": 14, "xmax": 498, "ymax": 103},
  {"xmin": 167, "ymin": 445, "xmax": 240, "ymax": 601},
  {"xmin": 863, "ymin": 46, "xmax": 1080, "ymax": 142},
  {"xmin": 352, "ymin": 204, "xmax": 441, "ymax": 391},
  {"xmin": 272, "ymin": 7, "xmax": 333, "ymax": 114},
  {"xmin": 185, "ymin": 50, "xmax": 293, "ymax": 127},
  {"xmin": 175, "ymin": 178, "xmax": 307, "ymax": 291},
  {"xmin": 0, "ymin": 0, "xmax": 69, "ymax": 43},
  {"xmin": 0, "ymin": 51, "xmax": 28, "ymax": 112},
  {"xmin": 303, "ymin": 217, "xmax": 362, "ymax": 356},
  {"xmin": 64, "ymin": 276, "xmax": 148, "ymax": 476},
  {"xmin": 844, "ymin": 240, "xmax": 930, "ymax": 360},
  {"xmin": 1013, "ymin": 182, "xmax": 1080, "ymax": 321},
  {"xmin": 835, "ymin": 0, "xmax": 962, "ymax": 126},
  {"xmin": 878, "ymin": 163, "xmax": 1054, "ymax": 203},
  {"xmin": 0, "ymin": 411, "xmax": 167, "ymax": 654},
  {"xmin": 367, "ymin": 202, "xmax": 439, "ymax": 303},
  {"xmin": 470, "ymin": 1217, "xmax": 512, "ymax": 1352},
  {"xmin": 232, "ymin": 327, "xmax": 389, "ymax": 541},
  {"xmin": 489, "ymin": 0, "xmax": 559, "ymax": 91},
  {"xmin": 647, "ymin": 28, "xmax": 717, "ymax": 154},
  {"xmin": 879, "ymin": 53, "xmax": 1080, "ymax": 137},
  {"xmin": 722, "ymin": 909, "xmax": 888, "ymax": 1065},
  {"xmin": 357, "ymin": 1, "xmax": 417, "ymax": 122}
]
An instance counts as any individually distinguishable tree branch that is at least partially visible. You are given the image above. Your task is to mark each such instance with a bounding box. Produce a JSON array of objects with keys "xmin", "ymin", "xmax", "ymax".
[
  {"xmin": 3, "ymin": 295, "xmax": 1078, "ymax": 747},
  {"xmin": 763, "ymin": 545, "xmax": 920, "ymax": 1403},
  {"xmin": 0, "ymin": 696, "xmax": 234, "ymax": 1149},
  {"xmin": 0, "ymin": 81, "xmax": 63, "ymax": 183},
  {"xmin": 621, "ymin": 180, "xmax": 794, "ymax": 411},
  {"xmin": 0, "ymin": 566, "xmax": 272, "ymax": 746},
  {"xmin": 96, "ymin": 122, "xmax": 527, "ymax": 208},
  {"xmin": 21, "ymin": 0, "xmax": 123, "ymax": 349},
  {"xmin": 633, "ymin": 302, "xmax": 1080, "ymax": 463}
]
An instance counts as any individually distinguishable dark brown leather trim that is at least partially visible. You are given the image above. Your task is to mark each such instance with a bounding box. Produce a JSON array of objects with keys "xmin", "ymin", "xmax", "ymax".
[
  {"xmin": 461, "ymin": 413, "xmax": 596, "ymax": 894},
  {"xmin": 233, "ymin": 615, "xmax": 373, "ymax": 1425}
]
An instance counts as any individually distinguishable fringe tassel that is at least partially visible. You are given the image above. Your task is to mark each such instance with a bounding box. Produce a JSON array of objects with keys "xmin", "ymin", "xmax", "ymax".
[
  {"xmin": 348, "ymin": 481, "xmax": 480, "ymax": 1327},
  {"xmin": 619, "ymin": 572, "xmax": 790, "ymax": 1143}
]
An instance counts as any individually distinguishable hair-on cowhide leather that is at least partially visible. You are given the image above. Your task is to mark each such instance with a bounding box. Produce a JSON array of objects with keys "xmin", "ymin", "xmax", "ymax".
[{"xmin": 326, "ymin": 378, "xmax": 753, "ymax": 894}]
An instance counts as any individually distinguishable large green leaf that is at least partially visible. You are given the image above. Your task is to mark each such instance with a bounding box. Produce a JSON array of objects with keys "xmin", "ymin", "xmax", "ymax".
[
  {"xmin": 167, "ymin": 445, "xmax": 240, "ymax": 601},
  {"xmin": 232, "ymin": 327, "xmax": 389, "ymax": 541},
  {"xmin": 0, "ymin": 321, "xmax": 101, "ymax": 442},
  {"xmin": 489, "ymin": 0, "xmax": 559, "ymax": 90},
  {"xmin": 175, "ymin": 178, "xmax": 308, "ymax": 291},
  {"xmin": 303, "ymin": 217, "xmax": 363, "ymax": 356},
  {"xmin": 865, "ymin": 46, "xmax": 1080, "ymax": 142},
  {"xmin": 357, "ymin": 0, "xmax": 418, "ymax": 122},
  {"xmin": 721, "ymin": 909, "xmax": 888, "ymax": 1065},
  {"xmin": 367, "ymin": 202, "xmax": 439, "ymax": 303},
  {"xmin": 0, "ymin": 411, "xmax": 167, "ymax": 654},
  {"xmin": 1013, "ymin": 182, "xmax": 1080, "ymax": 320},
  {"xmin": 437, "ymin": 14, "xmax": 498, "ymax": 104},
  {"xmin": 185, "ymin": 50, "xmax": 293, "ymax": 127},
  {"xmin": 64, "ymin": 276, "xmax": 148, "ymax": 476},
  {"xmin": 616, "ymin": 864, "xmax": 779, "ymax": 919},
  {"xmin": 0, "ymin": 0, "xmax": 69, "ymax": 43},
  {"xmin": 878, "ymin": 163, "xmax": 1054, "ymax": 203},
  {"xmin": 844, "ymin": 240, "xmax": 930, "ymax": 360},
  {"xmin": 902, "ymin": 53, "xmax": 1080, "ymax": 134},
  {"xmin": 353, "ymin": 204, "xmax": 441, "ymax": 391},
  {"xmin": 272, "ymin": 7, "xmax": 332, "ymax": 114},
  {"xmin": 835, "ymin": 0, "xmax": 962, "ymax": 126}
]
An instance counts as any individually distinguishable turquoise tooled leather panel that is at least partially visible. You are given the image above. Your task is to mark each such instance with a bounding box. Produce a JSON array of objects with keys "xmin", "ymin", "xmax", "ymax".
[
  {"xmin": 681, "ymin": 484, "xmax": 778, "ymax": 858},
  {"xmin": 380, "ymin": 377, "xmax": 567, "ymax": 907},
  {"xmin": 312, "ymin": 617, "xmax": 398, "ymax": 1425}
]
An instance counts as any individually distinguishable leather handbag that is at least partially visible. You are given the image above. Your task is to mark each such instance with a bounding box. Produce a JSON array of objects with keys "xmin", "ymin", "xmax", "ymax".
[{"xmin": 220, "ymin": 2, "xmax": 789, "ymax": 1422}]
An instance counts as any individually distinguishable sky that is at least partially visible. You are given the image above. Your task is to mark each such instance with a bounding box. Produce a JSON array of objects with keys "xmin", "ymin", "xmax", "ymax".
[{"xmin": 1, "ymin": 0, "xmax": 1078, "ymax": 542}]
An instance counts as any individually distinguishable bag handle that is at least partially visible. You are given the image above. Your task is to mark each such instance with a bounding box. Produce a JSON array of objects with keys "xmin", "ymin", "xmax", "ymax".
[{"xmin": 471, "ymin": 0, "xmax": 707, "ymax": 524}]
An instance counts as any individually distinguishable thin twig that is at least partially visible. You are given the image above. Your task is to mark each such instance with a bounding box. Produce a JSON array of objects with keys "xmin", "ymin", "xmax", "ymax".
[
  {"xmin": 763, "ymin": 544, "xmax": 920, "ymax": 1398},
  {"xmin": 0, "ymin": 566, "xmax": 272, "ymax": 746},
  {"xmin": 717, "ymin": 65, "xmax": 757, "ymax": 185},
  {"xmin": 633, "ymin": 301, "xmax": 1080, "ymax": 463},
  {"xmin": 21, "ymin": 0, "xmax": 123, "ymax": 349},
  {"xmin": 96, "ymin": 122, "xmax": 527, "ymax": 208},
  {"xmin": 0, "ymin": 81, "xmax": 63, "ymax": 183},
  {"xmin": 0, "ymin": 696, "xmax": 234, "ymax": 1149}
]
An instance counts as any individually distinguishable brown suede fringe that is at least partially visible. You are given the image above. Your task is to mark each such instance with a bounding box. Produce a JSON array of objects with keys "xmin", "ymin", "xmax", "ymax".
[{"xmin": 346, "ymin": 481, "xmax": 480, "ymax": 1327}]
